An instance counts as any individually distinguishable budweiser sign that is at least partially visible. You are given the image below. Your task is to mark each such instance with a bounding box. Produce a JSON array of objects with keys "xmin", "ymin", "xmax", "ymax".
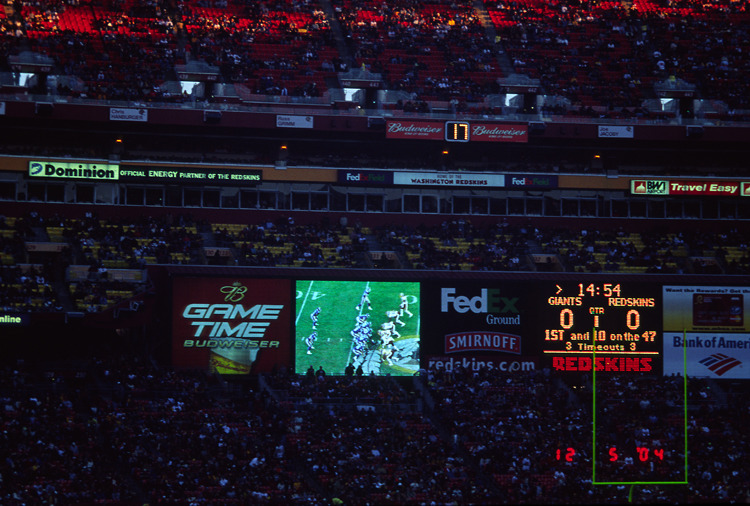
[
  {"xmin": 386, "ymin": 121, "xmax": 444, "ymax": 140},
  {"xmin": 471, "ymin": 123, "xmax": 528, "ymax": 142}
]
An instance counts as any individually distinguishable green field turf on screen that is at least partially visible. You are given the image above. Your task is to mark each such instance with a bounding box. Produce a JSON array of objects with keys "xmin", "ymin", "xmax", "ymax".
[{"xmin": 295, "ymin": 280, "xmax": 421, "ymax": 376}]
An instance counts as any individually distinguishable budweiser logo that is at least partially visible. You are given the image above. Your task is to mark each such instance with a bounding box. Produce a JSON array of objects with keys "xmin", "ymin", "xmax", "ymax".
[
  {"xmin": 472, "ymin": 125, "xmax": 525, "ymax": 136},
  {"xmin": 387, "ymin": 123, "xmax": 442, "ymax": 133},
  {"xmin": 220, "ymin": 282, "xmax": 247, "ymax": 302}
]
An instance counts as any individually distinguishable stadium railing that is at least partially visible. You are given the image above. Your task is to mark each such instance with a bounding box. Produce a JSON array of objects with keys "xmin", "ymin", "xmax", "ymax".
[{"xmin": 3, "ymin": 92, "xmax": 749, "ymax": 127}]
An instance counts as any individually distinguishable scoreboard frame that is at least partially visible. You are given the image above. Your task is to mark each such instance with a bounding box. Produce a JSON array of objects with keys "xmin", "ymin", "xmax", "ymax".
[
  {"xmin": 158, "ymin": 265, "xmax": 749, "ymax": 380},
  {"xmin": 539, "ymin": 281, "xmax": 662, "ymax": 373}
]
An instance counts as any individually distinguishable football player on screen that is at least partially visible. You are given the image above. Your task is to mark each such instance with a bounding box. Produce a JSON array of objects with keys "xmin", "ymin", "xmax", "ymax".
[
  {"xmin": 354, "ymin": 314, "xmax": 371, "ymax": 333},
  {"xmin": 352, "ymin": 341, "xmax": 366, "ymax": 362},
  {"xmin": 381, "ymin": 320, "xmax": 401, "ymax": 339},
  {"xmin": 351, "ymin": 327, "xmax": 367, "ymax": 347},
  {"xmin": 305, "ymin": 331, "xmax": 318, "ymax": 355},
  {"xmin": 356, "ymin": 286, "xmax": 373, "ymax": 311},
  {"xmin": 378, "ymin": 329, "xmax": 401, "ymax": 353},
  {"xmin": 387, "ymin": 309, "xmax": 406, "ymax": 327},
  {"xmin": 310, "ymin": 307, "xmax": 321, "ymax": 329},
  {"xmin": 381, "ymin": 343, "xmax": 396, "ymax": 366},
  {"xmin": 399, "ymin": 293, "xmax": 413, "ymax": 318}
]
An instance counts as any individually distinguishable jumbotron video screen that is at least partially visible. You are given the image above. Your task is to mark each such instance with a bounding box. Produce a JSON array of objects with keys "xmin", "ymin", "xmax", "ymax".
[{"xmin": 294, "ymin": 280, "xmax": 421, "ymax": 376}]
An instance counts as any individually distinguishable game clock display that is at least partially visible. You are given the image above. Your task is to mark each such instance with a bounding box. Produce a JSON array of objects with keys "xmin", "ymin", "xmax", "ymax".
[
  {"xmin": 445, "ymin": 121, "xmax": 470, "ymax": 142},
  {"xmin": 541, "ymin": 282, "xmax": 662, "ymax": 373}
]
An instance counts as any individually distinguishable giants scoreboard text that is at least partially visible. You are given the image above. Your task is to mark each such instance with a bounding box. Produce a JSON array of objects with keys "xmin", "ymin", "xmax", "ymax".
[{"xmin": 539, "ymin": 282, "xmax": 662, "ymax": 373}]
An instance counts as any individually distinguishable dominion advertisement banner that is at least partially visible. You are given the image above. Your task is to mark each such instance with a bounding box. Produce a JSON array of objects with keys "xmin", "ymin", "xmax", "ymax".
[{"xmin": 172, "ymin": 277, "xmax": 292, "ymax": 374}]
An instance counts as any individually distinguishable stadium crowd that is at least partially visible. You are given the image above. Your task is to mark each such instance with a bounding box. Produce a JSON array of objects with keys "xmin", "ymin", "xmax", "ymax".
[
  {"xmin": 0, "ymin": 0, "xmax": 747, "ymax": 114},
  {"xmin": 1, "ymin": 355, "xmax": 748, "ymax": 505},
  {"xmin": 213, "ymin": 216, "xmax": 362, "ymax": 268},
  {"xmin": 0, "ymin": 210, "xmax": 746, "ymax": 313},
  {"xmin": 1, "ymin": 1, "xmax": 749, "ymax": 504}
]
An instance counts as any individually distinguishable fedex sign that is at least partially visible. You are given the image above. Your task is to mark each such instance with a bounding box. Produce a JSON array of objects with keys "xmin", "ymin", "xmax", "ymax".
[
  {"xmin": 441, "ymin": 288, "xmax": 518, "ymax": 314},
  {"xmin": 338, "ymin": 170, "xmax": 392, "ymax": 185},
  {"xmin": 508, "ymin": 174, "xmax": 558, "ymax": 188},
  {"xmin": 421, "ymin": 282, "xmax": 531, "ymax": 360}
]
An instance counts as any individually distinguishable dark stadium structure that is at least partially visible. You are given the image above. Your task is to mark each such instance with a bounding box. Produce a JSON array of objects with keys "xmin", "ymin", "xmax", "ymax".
[{"xmin": 1, "ymin": 0, "xmax": 750, "ymax": 505}]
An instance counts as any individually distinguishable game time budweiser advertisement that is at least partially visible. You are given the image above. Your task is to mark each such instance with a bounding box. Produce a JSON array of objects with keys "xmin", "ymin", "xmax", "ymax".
[{"xmin": 172, "ymin": 277, "xmax": 292, "ymax": 374}]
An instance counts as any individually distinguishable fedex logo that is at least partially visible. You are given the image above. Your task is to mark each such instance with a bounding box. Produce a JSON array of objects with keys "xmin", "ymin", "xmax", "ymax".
[
  {"xmin": 345, "ymin": 172, "xmax": 386, "ymax": 182},
  {"xmin": 510, "ymin": 176, "xmax": 553, "ymax": 187},
  {"xmin": 441, "ymin": 288, "xmax": 518, "ymax": 314}
]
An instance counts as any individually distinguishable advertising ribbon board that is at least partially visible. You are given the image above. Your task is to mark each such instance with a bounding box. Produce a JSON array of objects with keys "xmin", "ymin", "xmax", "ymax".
[
  {"xmin": 120, "ymin": 167, "xmax": 261, "ymax": 185},
  {"xmin": 276, "ymin": 115, "xmax": 313, "ymax": 129},
  {"xmin": 393, "ymin": 172, "xmax": 504, "ymax": 187},
  {"xmin": 337, "ymin": 170, "xmax": 393, "ymax": 186},
  {"xmin": 632, "ymin": 180, "xmax": 741, "ymax": 196},
  {"xmin": 29, "ymin": 161, "xmax": 119, "ymax": 181},
  {"xmin": 598, "ymin": 125, "xmax": 634, "ymax": 138},
  {"xmin": 386, "ymin": 121, "xmax": 445, "ymax": 140},
  {"xmin": 507, "ymin": 174, "xmax": 558, "ymax": 188},
  {"xmin": 110, "ymin": 108, "xmax": 148, "ymax": 122},
  {"xmin": 471, "ymin": 123, "xmax": 528, "ymax": 143}
]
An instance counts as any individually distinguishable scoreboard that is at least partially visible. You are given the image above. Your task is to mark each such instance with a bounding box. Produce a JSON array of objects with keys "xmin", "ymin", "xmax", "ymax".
[
  {"xmin": 419, "ymin": 279, "xmax": 668, "ymax": 374},
  {"xmin": 162, "ymin": 269, "xmax": 750, "ymax": 490},
  {"xmin": 539, "ymin": 282, "xmax": 662, "ymax": 372},
  {"xmin": 419, "ymin": 278, "xmax": 749, "ymax": 377},
  {"xmin": 164, "ymin": 268, "xmax": 749, "ymax": 380}
]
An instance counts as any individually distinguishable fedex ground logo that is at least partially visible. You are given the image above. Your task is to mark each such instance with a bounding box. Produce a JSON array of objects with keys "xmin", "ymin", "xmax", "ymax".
[
  {"xmin": 631, "ymin": 180, "xmax": 668, "ymax": 195},
  {"xmin": 338, "ymin": 170, "xmax": 392, "ymax": 185},
  {"xmin": 698, "ymin": 353, "xmax": 742, "ymax": 376}
]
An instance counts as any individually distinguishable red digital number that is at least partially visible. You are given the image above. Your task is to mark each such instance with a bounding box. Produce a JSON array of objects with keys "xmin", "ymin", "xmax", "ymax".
[
  {"xmin": 637, "ymin": 447, "xmax": 650, "ymax": 461},
  {"xmin": 608, "ymin": 447, "xmax": 664, "ymax": 462},
  {"xmin": 556, "ymin": 448, "xmax": 576, "ymax": 462}
]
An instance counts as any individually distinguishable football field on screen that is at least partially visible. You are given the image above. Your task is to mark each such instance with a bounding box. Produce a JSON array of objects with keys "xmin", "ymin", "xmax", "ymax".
[{"xmin": 295, "ymin": 280, "xmax": 421, "ymax": 376}]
